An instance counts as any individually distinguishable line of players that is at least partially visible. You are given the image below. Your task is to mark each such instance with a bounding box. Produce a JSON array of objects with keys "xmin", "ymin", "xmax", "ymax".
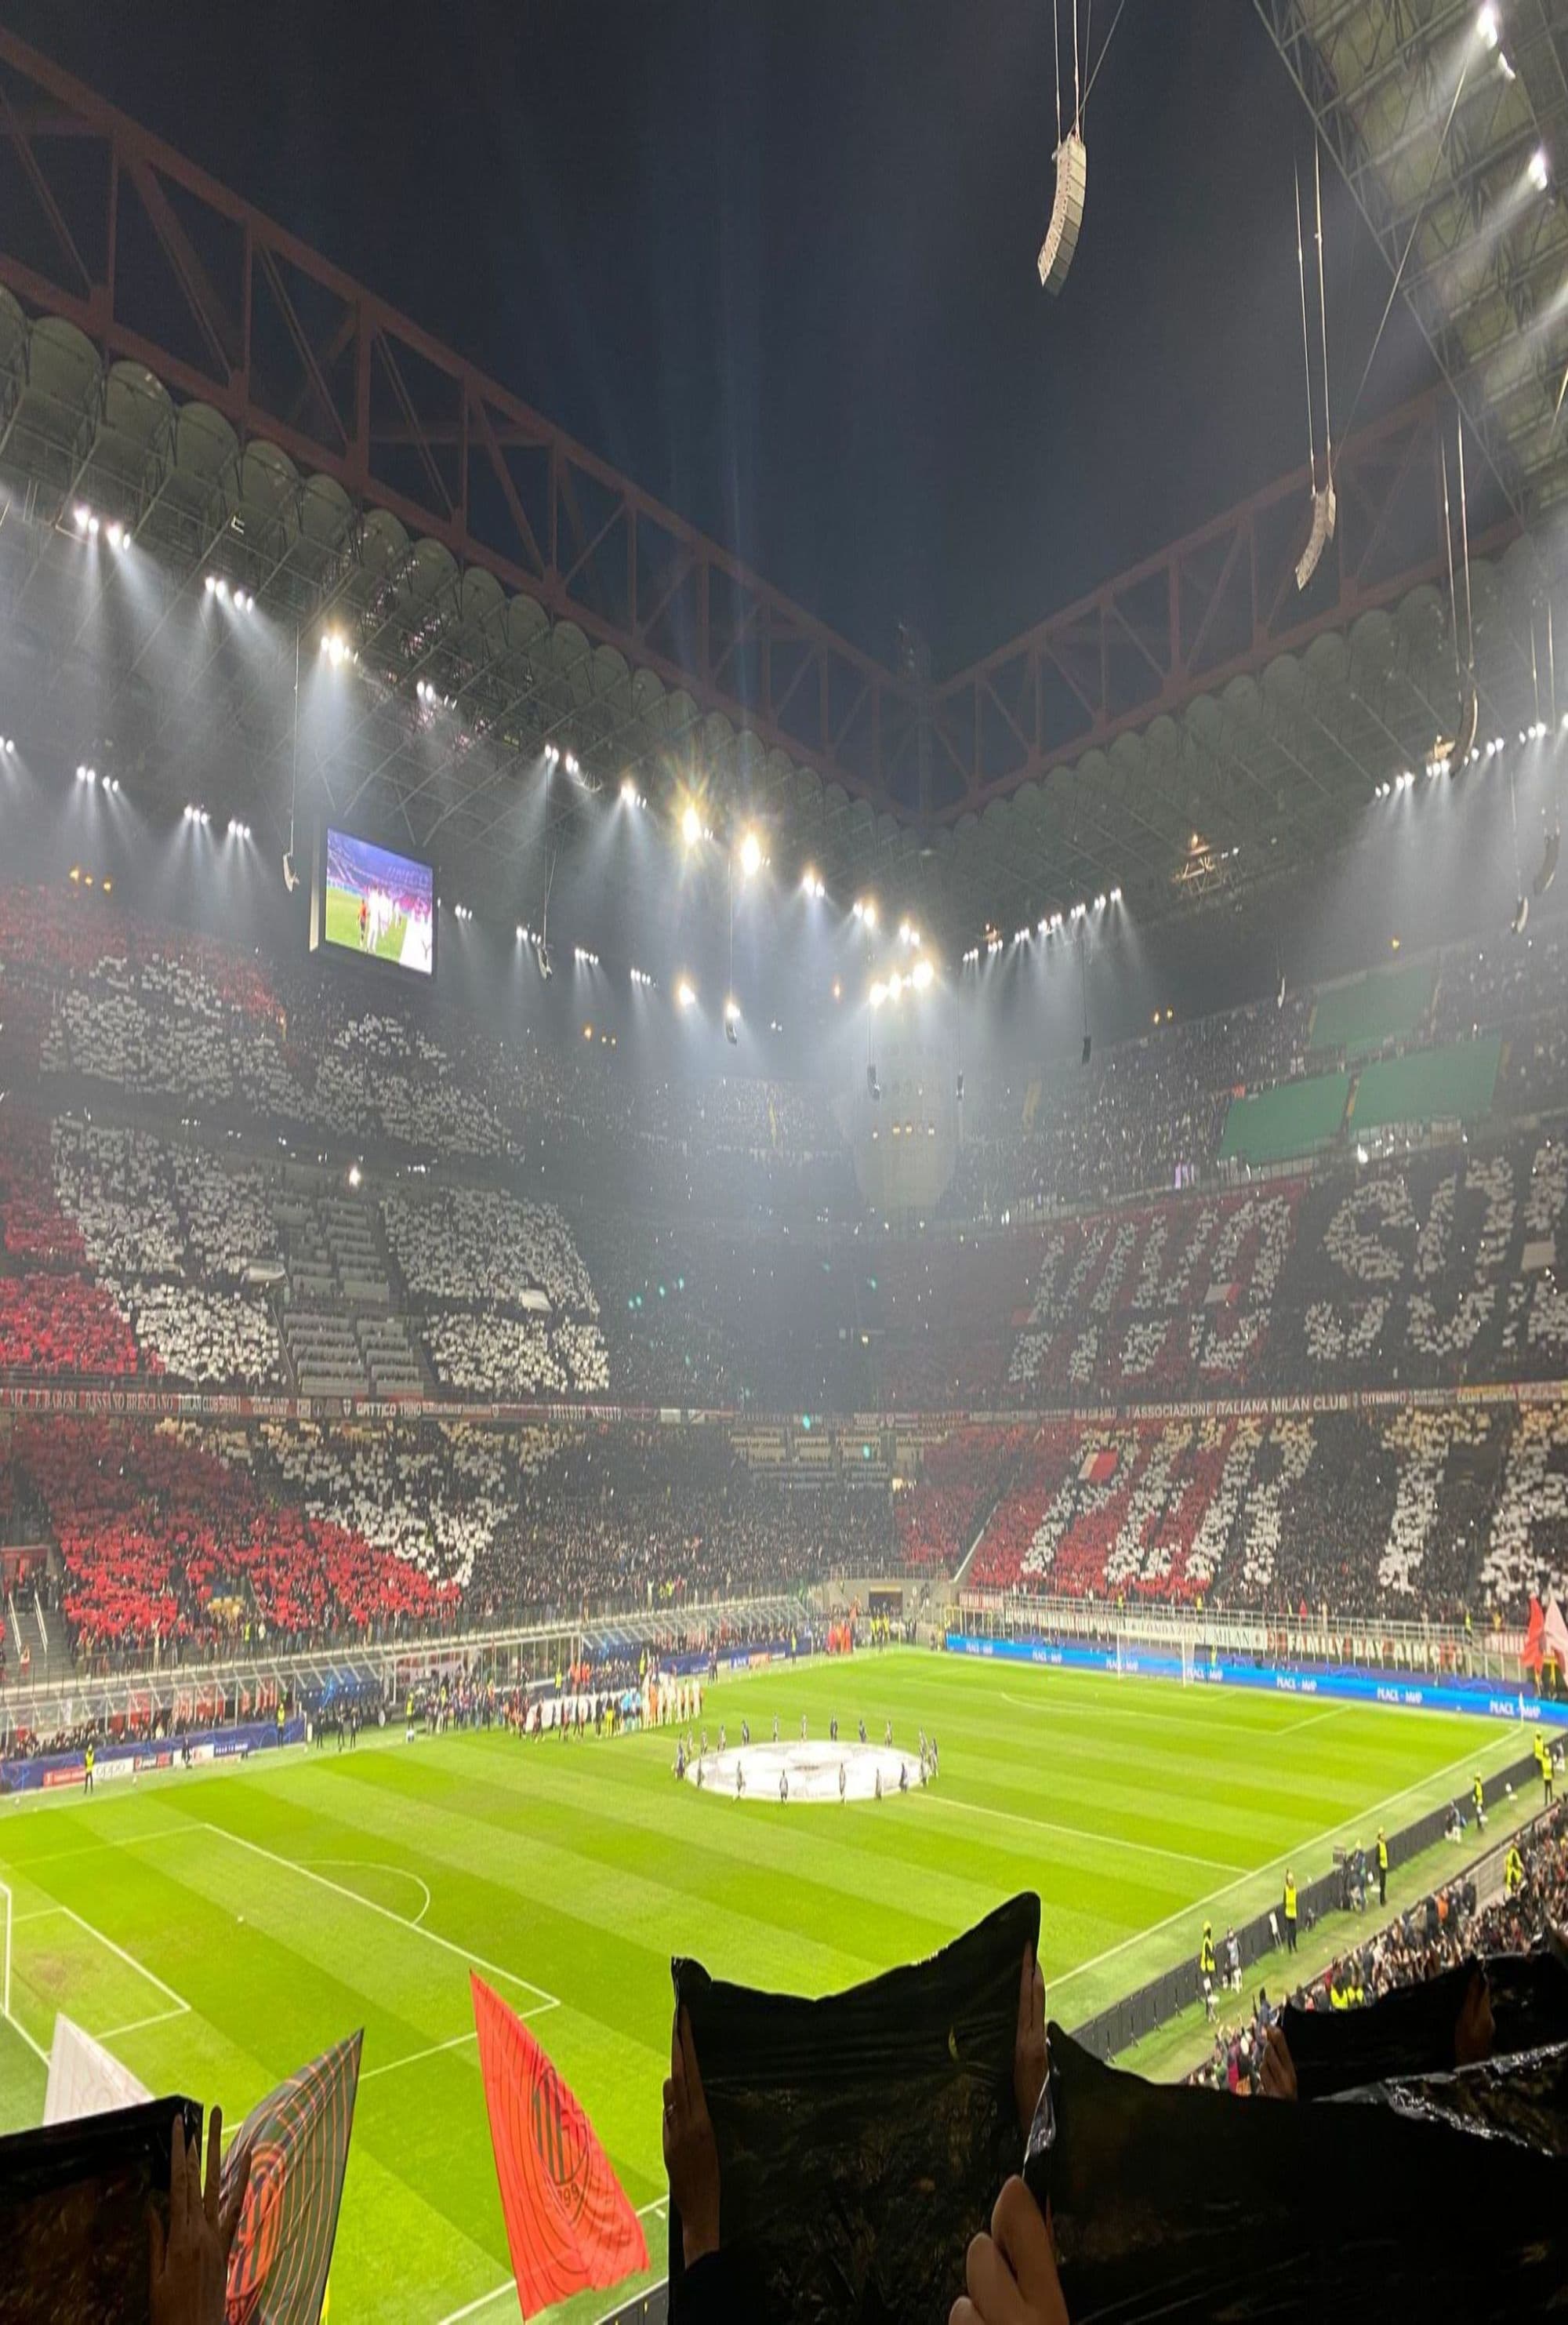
[{"xmin": 673, "ymin": 1711, "xmax": 939, "ymax": 1802}]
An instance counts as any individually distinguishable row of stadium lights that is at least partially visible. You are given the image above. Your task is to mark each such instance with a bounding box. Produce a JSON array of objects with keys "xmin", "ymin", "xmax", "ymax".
[
  {"xmin": 959, "ymin": 891, "xmax": 1122, "ymax": 967},
  {"xmin": 306, "ymin": 610, "xmax": 1134, "ymax": 1003},
  {"xmin": 1478, "ymin": 11, "xmax": 1555, "ymax": 194},
  {"xmin": 1374, "ymin": 718, "xmax": 1564, "ymax": 797}
]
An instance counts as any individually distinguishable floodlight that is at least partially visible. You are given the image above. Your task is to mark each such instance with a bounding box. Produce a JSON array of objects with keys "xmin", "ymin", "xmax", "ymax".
[
  {"xmin": 911, "ymin": 957, "xmax": 935, "ymax": 991},
  {"xmin": 739, "ymin": 828, "xmax": 763, "ymax": 878},
  {"xmin": 1477, "ymin": 3, "xmax": 1499, "ymax": 47},
  {"xmin": 681, "ymin": 803, "xmax": 702, "ymax": 847},
  {"xmin": 677, "ymin": 977, "xmax": 697, "ymax": 1009},
  {"xmin": 1530, "ymin": 147, "xmax": 1550, "ymax": 192}
]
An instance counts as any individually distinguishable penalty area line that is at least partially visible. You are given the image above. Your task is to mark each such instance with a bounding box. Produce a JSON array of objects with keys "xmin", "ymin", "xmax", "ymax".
[{"xmin": 196, "ymin": 1823, "xmax": 561, "ymax": 2013}]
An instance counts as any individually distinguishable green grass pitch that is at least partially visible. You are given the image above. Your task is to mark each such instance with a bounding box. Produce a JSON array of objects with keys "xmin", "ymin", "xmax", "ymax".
[
  {"xmin": 325, "ymin": 882, "xmax": 408, "ymax": 962},
  {"xmin": 0, "ymin": 1652, "xmax": 1519, "ymax": 2322}
]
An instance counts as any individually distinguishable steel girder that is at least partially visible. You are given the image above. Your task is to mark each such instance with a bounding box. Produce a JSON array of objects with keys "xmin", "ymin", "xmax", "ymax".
[
  {"xmin": 1256, "ymin": 0, "xmax": 1568, "ymax": 525},
  {"xmin": 0, "ymin": 30, "xmax": 923, "ymax": 816},
  {"xmin": 926, "ymin": 386, "xmax": 1516, "ymax": 815}
]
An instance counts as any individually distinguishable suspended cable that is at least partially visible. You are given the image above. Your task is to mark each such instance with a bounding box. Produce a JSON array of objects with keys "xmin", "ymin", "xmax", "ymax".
[
  {"xmin": 1537, "ymin": 601, "xmax": 1562, "ymax": 899},
  {"xmin": 1456, "ymin": 418, "xmax": 1475, "ymax": 680},
  {"xmin": 1080, "ymin": 0, "xmax": 1127, "ymax": 118},
  {"xmin": 1053, "ymin": 0, "xmax": 1062, "ymax": 149},
  {"xmin": 1295, "ymin": 163, "xmax": 1319, "ymax": 491},
  {"xmin": 1072, "ymin": 0, "xmax": 1082, "ymax": 132},
  {"xmin": 1345, "ymin": 56, "xmax": 1470, "ymax": 441},
  {"xmin": 1314, "ymin": 142, "xmax": 1333, "ymax": 485},
  {"xmin": 1439, "ymin": 445, "xmax": 1461, "ymax": 692}
]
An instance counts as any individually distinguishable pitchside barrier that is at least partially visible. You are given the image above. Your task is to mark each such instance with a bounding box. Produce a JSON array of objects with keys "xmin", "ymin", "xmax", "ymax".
[
  {"xmin": 943, "ymin": 1630, "xmax": 1538, "ymax": 1722},
  {"xmin": 0, "ymin": 1716, "xmax": 306, "ymax": 1794},
  {"xmin": 1065, "ymin": 1754, "xmax": 1552, "ymax": 2064}
]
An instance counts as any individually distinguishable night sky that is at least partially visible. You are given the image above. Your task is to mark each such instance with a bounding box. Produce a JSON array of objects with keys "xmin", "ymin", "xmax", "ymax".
[{"xmin": 17, "ymin": 1, "xmax": 1433, "ymax": 671}]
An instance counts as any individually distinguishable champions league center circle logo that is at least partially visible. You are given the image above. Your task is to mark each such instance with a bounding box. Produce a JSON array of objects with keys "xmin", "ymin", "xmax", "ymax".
[{"xmin": 683, "ymin": 1736, "xmax": 927, "ymax": 1804}]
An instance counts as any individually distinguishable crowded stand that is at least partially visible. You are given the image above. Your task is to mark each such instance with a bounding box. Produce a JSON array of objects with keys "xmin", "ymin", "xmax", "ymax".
[
  {"xmin": 13, "ymin": 1417, "xmax": 451, "ymax": 1659},
  {"xmin": 963, "ymin": 1405, "xmax": 1568, "ymax": 1619},
  {"xmin": 1195, "ymin": 1803, "xmax": 1567, "ymax": 2098},
  {"xmin": 470, "ymin": 1427, "xmax": 897, "ymax": 1616},
  {"xmin": 895, "ymin": 1423, "xmax": 1033, "ymax": 1571}
]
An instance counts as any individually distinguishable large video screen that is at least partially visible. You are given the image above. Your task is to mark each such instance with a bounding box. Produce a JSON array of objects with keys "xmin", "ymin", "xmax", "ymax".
[{"xmin": 312, "ymin": 827, "xmax": 435, "ymax": 978}]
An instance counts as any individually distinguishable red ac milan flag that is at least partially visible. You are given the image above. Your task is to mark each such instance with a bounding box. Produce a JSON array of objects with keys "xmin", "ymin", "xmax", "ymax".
[
  {"xmin": 222, "ymin": 2031, "xmax": 362, "ymax": 2325},
  {"xmin": 471, "ymin": 1974, "xmax": 648, "ymax": 2316},
  {"xmin": 1523, "ymin": 1597, "xmax": 1545, "ymax": 1673}
]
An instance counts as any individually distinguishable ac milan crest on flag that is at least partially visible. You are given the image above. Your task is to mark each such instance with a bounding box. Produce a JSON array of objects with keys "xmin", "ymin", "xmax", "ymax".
[
  {"xmin": 470, "ymin": 1974, "xmax": 648, "ymax": 2316},
  {"xmin": 222, "ymin": 2031, "xmax": 362, "ymax": 2325},
  {"xmin": 1078, "ymin": 1448, "xmax": 1118, "ymax": 1485}
]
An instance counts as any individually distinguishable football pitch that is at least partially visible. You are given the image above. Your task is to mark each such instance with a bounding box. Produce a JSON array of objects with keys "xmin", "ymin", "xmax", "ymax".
[
  {"xmin": 0, "ymin": 1653, "xmax": 1521, "ymax": 2323},
  {"xmin": 325, "ymin": 882, "xmax": 408, "ymax": 961}
]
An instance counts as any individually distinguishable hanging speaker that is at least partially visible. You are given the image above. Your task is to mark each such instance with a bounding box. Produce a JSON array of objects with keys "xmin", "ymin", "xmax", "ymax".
[
  {"xmin": 866, "ymin": 1063, "xmax": 880, "ymax": 1103},
  {"xmin": 725, "ymin": 1015, "xmax": 739, "ymax": 1045},
  {"xmin": 1454, "ymin": 685, "xmax": 1479, "ymax": 768},
  {"xmin": 1534, "ymin": 829, "xmax": 1560, "ymax": 899},
  {"xmin": 1081, "ymin": 1033, "xmax": 1092, "ymax": 1066},
  {"xmin": 1037, "ymin": 131, "xmax": 1087, "ymax": 295},
  {"xmin": 955, "ymin": 1070, "xmax": 964, "ymax": 1103},
  {"xmin": 1294, "ymin": 482, "xmax": 1337, "ymax": 592},
  {"xmin": 1512, "ymin": 894, "xmax": 1530, "ymax": 936}
]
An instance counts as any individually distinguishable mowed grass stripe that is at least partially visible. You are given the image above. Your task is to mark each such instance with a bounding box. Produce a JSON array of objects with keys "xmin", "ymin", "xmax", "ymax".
[{"xmin": 0, "ymin": 1650, "xmax": 1525, "ymax": 2323}]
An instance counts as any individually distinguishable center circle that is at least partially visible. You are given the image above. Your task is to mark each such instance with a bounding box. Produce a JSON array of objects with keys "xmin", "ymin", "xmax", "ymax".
[{"xmin": 681, "ymin": 1739, "xmax": 926, "ymax": 1804}]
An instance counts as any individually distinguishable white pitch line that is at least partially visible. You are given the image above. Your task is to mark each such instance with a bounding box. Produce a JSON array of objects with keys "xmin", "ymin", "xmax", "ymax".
[
  {"xmin": 436, "ymin": 2205, "xmax": 667, "ymax": 2325},
  {"xmin": 58, "ymin": 1905, "xmax": 190, "ymax": 2017},
  {"xmin": 196, "ymin": 1824, "xmax": 560, "ymax": 2013},
  {"xmin": 2, "ymin": 2005, "xmax": 50, "ymax": 2067},
  {"xmin": 95, "ymin": 2003, "xmax": 190, "ymax": 2040},
  {"xmin": 933, "ymin": 1793, "xmax": 1248, "ymax": 1876},
  {"xmin": 306, "ymin": 1858, "xmax": 433, "ymax": 1927},
  {"xmin": 1278, "ymin": 1706, "xmax": 1345, "ymax": 1737},
  {"xmin": 360, "ymin": 2029, "xmax": 477, "ymax": 2084},
  {"xmin": 12, "ymin": 1905, "xmax": 69, "ymax": 1925},
  {"xmin": 1050, "ymin": 1727, "xmax": 1520, "ymax": 1996}
]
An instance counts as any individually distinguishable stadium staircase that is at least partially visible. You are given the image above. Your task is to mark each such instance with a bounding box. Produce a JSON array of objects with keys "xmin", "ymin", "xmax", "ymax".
[{"xmin": 274, "ymin": 1185, "xmax": 428, "ymax": 1398}]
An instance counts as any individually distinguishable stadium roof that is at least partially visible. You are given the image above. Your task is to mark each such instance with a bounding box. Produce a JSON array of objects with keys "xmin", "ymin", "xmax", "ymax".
[
  {"xmin": 1259, "ymin": 0, "xmax": 1568, "ymax": 524},
  {"xmin": 0, "ymin": 28, "xmax": 1566, "ymax": 960}
]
